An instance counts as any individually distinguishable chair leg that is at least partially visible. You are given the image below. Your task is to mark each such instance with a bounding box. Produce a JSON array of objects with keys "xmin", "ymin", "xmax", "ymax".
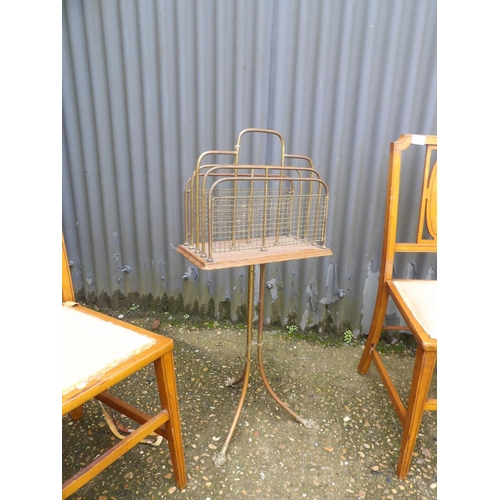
[
  {"xmin": 70, "ymin": 405, "xmax": 84, "ymax": 420},
  {"xmin": 358, "ymin": 285, "xmax": 390, "ymax": 374},
  {"xmin": 396, "ymin": 345, "xmax": 436, "ymax": 479},
  {"xmin": 154, "ymin": 351, "xmax": 187, "ymax": 490}
]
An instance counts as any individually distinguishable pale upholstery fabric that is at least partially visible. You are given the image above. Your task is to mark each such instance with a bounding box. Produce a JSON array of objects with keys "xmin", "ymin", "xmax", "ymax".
[
  {"xmin": 62, "ymin": 306, "xmax": 155, "ymax": 395},
  {"xmin": 391, "ymin": 280, "xmax": 437, "ymax": 340}
]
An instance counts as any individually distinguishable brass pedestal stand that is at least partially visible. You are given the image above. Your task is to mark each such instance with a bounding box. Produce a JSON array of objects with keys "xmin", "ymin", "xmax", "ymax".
[{"xmin": 178, "ymin": 245, "xmax": 332, "ymax": 465}]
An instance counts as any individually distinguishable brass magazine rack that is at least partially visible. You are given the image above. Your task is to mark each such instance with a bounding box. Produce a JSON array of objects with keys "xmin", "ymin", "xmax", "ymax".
[
  {"xmin": 179, "ymin": 128, "xmax": 329, "ymax": 268},
  {"xmin": 178, "ymin": 129, "xmax": 332, "ymax": 465}
]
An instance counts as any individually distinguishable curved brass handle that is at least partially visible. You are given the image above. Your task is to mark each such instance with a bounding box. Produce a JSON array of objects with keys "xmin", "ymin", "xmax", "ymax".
[{"xmin": 235, "ymin": 128, "xmax": 286, "ymax": 166}]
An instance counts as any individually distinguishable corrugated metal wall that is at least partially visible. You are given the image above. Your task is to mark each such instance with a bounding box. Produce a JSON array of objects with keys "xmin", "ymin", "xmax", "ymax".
[{"xmin": 62, "ymin": 0, "xmax": 437, "ymax": 336}]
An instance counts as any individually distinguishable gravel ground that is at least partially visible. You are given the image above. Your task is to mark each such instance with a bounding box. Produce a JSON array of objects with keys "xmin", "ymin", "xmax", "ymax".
[{"xmin": 62, "ymin": 314, "xmax": 437, "ymax": 500}]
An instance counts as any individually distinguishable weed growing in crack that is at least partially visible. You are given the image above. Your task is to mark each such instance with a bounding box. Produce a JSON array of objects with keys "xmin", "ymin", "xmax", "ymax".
[{"xmin": 343, "ymin": 329, "xmax": 353, "ymax": 344}]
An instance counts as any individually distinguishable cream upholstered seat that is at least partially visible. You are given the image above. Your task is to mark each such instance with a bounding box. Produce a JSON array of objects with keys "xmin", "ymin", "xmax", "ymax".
[
  {"xmin": 62, "ymin": 305, "xmax": 155, "ymax": 395},
  {"xmin": 389, "ymin": 280, "xmax": 437, "ymax": 340},
  {"xmin": 358, "ymin": 134, "xmax": 437, "ymax": 479},
  {"xmin": 62, "ymin": 236, "xmax": 187, "ymax": 498}
]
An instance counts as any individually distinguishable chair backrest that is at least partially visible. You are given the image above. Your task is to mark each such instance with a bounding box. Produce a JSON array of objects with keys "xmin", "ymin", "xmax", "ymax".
[
  {"xmin": 381, "ymin": 134, "xmax": 437, "ymax": 281},
  {"xmin": 62, "ymin": 235, "xmax": 75, "ymax": 303}
]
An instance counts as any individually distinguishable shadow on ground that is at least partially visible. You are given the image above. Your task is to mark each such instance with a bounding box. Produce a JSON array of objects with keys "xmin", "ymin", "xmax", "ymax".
[{"xmin": 63, "ymin": 313, "xmax": 437, "ymax": 500}]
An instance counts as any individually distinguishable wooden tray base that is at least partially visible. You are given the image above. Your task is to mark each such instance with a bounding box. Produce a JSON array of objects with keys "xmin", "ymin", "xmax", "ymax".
[{"xmin": 178, "ymin": 243, "xmax": 332, "ymax": 270}]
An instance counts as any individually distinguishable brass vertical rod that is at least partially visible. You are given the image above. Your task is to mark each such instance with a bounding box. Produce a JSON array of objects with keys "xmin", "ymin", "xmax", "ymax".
[
  {"xmin": 207, "ymin": 188, "xmax": 214, "ymax": 262},
  {"xmin": 195, "ymin": 152, "xmax": 236, "ymax": 257},
  {"xmin": 283, "ymin": 155, "xmax": 314, "ymax": 240},
  {"xmin": 194, "ymin": 156, "xmax": 201, "ymax": 253},
  {"xmin": 261, "ymin": 167, "xmax": 269, "ymax": 250},
  {"xmin": 189, "ymin": 170, "xmax": 196, "ymax": 249},
  {"xmin": 183, "ymin": 177, "xmax": 191, "ymax": 246},
  {"xmin": 234, "ymin": 129, "xmax": 287, "ymax": 251},
  {"xmin": 247, "ymin": 167, "xmax": 255, "ymax": 244},
  {"xmin": 295, "ymin": 171, "xmax": 304, "ymax": 239},
  {"xmin": 321, "ymin": 193, "xmax": 329, "ymax": 248},
  {"xmin": 312, "ymin": 185, "xmax": 322, "ymax": 243},
  {"xmin": 212, "ymin": 265, "xmax": 255, "ymax": 466},
  {"xmin": 274, "ymin": 138, "xmax": 286, "ymax": 245},
  {"xmin": 231, "ymin": 144, "xmax": 240, "ymax": 250},
  {"xmin": 304, "ymin": 165, "xmax": 314, "ymax": 241},
  {"xmin": 200, "ymin": 169, "xmax": 208, "ymax": 258}
]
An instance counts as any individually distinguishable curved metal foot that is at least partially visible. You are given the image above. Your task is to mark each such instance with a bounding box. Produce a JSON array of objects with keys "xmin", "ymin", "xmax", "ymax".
[
  {"xmin": 211, "ymin": 266, "xmax": 255, "ymax": 466},
  {"xmin": 296, "ymin": 417, "xmax": 316, "ymax": 429},
  {"xmin": 225, "ymin": 365, "xmax": 249, "ymax": 387},
  {"xmin": 212, "ymin": 451, "xmax": 227, "ymax": 466},
  {"xmin": 255, "ymin": 263, "xmax": 315, "ymax": 429},
  {"xmin": 212, "ymin": 264, "xmax": 317, "ymax": 470}
]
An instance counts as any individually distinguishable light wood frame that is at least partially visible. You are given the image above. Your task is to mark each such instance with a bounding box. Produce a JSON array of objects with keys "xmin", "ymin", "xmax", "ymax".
[
  {"xmin": 357, "ymin": 134, "xmax": 437, "ymax": 479},
  {"xmin": 62, "ymin": 236, "xmax": 187, "ymax": 497}
]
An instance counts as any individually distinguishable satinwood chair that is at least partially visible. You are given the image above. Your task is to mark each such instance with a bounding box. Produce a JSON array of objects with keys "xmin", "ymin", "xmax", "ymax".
[
  {"xmin": 62, "ymin": 236, "xmax": 187, "ymax": 498},
  {"xmin": 357, "ymin": 134, "xmax": 437, "ymax": 479}
]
